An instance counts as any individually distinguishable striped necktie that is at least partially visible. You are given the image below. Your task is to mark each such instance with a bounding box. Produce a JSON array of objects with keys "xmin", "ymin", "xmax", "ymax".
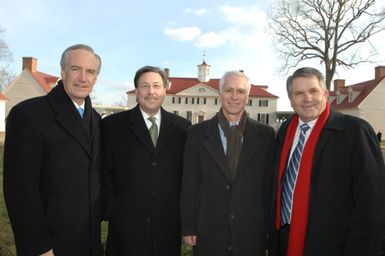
[{"xmin": 281, "ymin": 123, "xmax": 310, "ymax": 225}]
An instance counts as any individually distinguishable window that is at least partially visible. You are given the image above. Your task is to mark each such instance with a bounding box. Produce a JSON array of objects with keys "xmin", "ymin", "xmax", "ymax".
[
  {"xmin": 187, "ymin": 111, "xmax": 192, "ymax": 122},
  {"xmin": 248, "ymin": 99, "xmax": 252, "ymax": 106},
  {"xmin": 185, "ymin": 98, "xmax": 188, "ymax": 104},
  {"xmin": 257, "ymin": 113, "xmax": 270, "ymax": 124},
  {"xmin": 215, "ymin": 98, "xmax": 218, "ymax": 105},
  {"xmin": 172, "ymin": 97, "xmax": 175, "ymax": 104},
  {"xmin": 348, "ymin": 87, "xmax": 353, "ymax": 102},
  {"xmin": 178, "ymin": 97, "xmax": 181, "ymax": 104},
  {"xmin": 203, "ymin": 98, "xmax": 207, "ymax": 104},
  {"xmin": 197, "ymin": 98, "xmax": 200, "ymax": 104},
  {"xmin": 259, "ymin": 100, "xmax": 268, "ymax": 107},
  {"xmin": 192, "ymin": 98, "xmax": 195, "ymax": 104}
]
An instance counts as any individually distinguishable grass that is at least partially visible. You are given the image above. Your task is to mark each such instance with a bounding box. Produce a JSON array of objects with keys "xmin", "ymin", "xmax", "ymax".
[
  {"xmin": 0, "ymin": 145, "xmax": 16, "ymax": 256},
  {"xmin": 0, "ymin": 144, "xmax": 192, "ymax": 255}
]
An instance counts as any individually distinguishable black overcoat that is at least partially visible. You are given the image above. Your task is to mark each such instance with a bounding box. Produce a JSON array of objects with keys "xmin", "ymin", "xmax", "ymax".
[
  {"xmin": 101, "ymin": 105, "xmax": 190, "ymax": 256},
  {"xmin": 272, "ymin": 109, "xmax": 385, "ymax": 256},
  {"xmin": 3, "ymin": 83, "xmax": 102, "ymax": 256},
  {"xmin": 180, "ymin": 115, "xmax": 276, "ymax": 256}
]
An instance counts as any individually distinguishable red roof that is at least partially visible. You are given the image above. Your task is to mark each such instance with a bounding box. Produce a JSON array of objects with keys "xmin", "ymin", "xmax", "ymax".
[
  {"xmin": 329, "ymin": 78, "xmax": 380, "ymax": 109},
  {"xmin": 31, "ymin": 71, "xmax": 59, "ymax": 93},
  {"xmin": 130, "ymin": 77, "xmax": 278, "ymax": 98}
]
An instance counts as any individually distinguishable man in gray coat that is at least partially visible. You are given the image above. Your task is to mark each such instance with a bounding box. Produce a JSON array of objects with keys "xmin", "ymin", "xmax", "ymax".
[{"xmin": 180, "ymin": 71, "xmax": 275, "ymax": 256}]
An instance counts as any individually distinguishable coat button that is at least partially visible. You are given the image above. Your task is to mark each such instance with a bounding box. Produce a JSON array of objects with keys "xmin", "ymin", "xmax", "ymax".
[
  {"xmin": 151, "ymin": 191, "xmax": 157, "ymax": 197},
  {"xmin": 152, "ymin": 162, "xmax": 157, "ymax": 167},
  {"xmin": 229, "ymin": 214, "xmax": 235, "ymax": 220},
  {"xmin": 228, "ymin": 245, "xmax": 233, "ymax": 251},
  {"xmin": 147, "ymin": 217, "xmax": 151, "ymax": 223},
  {"xmin": 225, "ymin": 185, "xmax": 231, "ymax": 190}
]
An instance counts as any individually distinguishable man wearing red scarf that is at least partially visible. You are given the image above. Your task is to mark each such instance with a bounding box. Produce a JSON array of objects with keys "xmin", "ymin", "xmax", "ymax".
[{"xmin": 274, "ymin": 67, "xmax": 385, "ymax": 256}]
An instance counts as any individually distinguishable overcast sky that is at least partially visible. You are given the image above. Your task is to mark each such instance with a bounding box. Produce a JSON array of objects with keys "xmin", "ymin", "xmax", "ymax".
[{"xmin": 1, "ymin": 0, "xmax": 385, "ymax": 110}]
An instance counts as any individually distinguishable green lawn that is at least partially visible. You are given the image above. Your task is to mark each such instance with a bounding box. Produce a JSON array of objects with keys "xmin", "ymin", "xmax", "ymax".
[{"xmin": 0, "ymin": 144, "xmax": 192, "ymax": 255}]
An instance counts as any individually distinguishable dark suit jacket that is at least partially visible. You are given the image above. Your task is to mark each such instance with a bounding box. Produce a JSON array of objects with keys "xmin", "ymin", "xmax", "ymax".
[
  {"xmin": 273, "ymin": 109, "xmax": 385, "ymax": 256},
  {"xmin": 101, "ymin": 105, "xmax": 190, "ymax": 256},
  {"xmin": 3, "ymin": 83, "xmax": 102, "ymax": 256},
  {"xmin": 180, "ymin": 114, "xmax": 276, "ymax": 256}
]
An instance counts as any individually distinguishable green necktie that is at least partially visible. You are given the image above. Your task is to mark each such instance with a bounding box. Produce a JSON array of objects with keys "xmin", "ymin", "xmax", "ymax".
[{"xmin": 148, "ymin": 116, "xmax": 158, "ymax": 146}]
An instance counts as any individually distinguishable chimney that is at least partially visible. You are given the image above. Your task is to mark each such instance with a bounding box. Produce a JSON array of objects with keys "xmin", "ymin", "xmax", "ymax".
[
  {"xmin": 22, "ymin": 57, "xmax": 37, "ymax": 73},
  {"xmin": 375, "ymin": 66, "xmax": 385, "ymax": 80},
  {"xmin": 164, "ymin": 68, "xmax": 170, "ymax": 78},
  {"xmin": 333, "ymin": 79, "xmax": 345, "ymax": 91}
]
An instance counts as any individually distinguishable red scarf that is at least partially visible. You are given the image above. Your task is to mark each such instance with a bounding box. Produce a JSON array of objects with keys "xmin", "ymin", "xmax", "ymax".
[{"xmin": 275, "ymin": 103, "xmax": 330, "ymax": 256}]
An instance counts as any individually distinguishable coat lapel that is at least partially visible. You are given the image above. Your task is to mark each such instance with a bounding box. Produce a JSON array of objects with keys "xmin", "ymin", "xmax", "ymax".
[
  {"xmin": 90, "ymin": 107, "xmax": 101, "ymax": 157},
  {"xmin": 311, "ymin": 110, "xmax": 343, "ymax": 190},
  {"xmin": 204, "ymin": 115, "xmax": 233, "ymax": 182},
  {"xmin": 48, "ymin": 84, "xmax": 92, "ymax": 158},
  {"xmin": 128, "ymin": 105, "xmax": 155, "ymax": 153},
  {"xmin": 154, "ymin": 108, "xmax": 173, "ymax": 156},
  {"xmin": 235, "ymin": 119, "xmax": 261, "ymax": 178}
]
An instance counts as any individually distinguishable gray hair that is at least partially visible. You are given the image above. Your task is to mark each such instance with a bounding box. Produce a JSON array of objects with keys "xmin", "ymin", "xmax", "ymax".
[
  {"xmin": 60, "ymin": 44, "xmax": 101, "ymax": 74},
  {"xmin": 286, "ymin": 67, "xmax": 326, "ymax": 96},
  {"xmin": 219, "ymin": 71, "xmax": 251, "ymax": 94}
]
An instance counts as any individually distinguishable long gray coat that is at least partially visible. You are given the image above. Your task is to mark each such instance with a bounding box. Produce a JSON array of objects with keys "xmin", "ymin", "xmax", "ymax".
[{"xmin": 180, "ymin": 114, "xmax": 275, "ymax": 256}]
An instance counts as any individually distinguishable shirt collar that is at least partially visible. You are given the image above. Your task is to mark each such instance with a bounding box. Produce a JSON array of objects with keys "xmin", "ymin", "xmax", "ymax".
[
  {"xmin": 72, "ymin": 101, "xmax": 85, "ymax": 109},
  {"xmin": 299, "ymin": 118, "xmax": 317, "ymax": 130},
  {"xmin": 139, "ymin": 107, "xmax": 161, "ymax": 121}
]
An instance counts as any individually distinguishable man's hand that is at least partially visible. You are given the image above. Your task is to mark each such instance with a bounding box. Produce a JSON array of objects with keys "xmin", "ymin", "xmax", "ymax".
[
  {"xmin": 40, "ymin": 249, "xmax": 54, "ymax": 256},
  {"xmin": 183, "ymin": 235, "xmax": 197, "ymax": 246}
]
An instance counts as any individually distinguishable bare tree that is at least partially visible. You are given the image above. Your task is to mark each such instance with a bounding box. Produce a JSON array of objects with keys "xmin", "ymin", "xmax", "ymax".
[
  {"xmin": 0, "ymin": 25, "xmax": 15, "ymax": 91},
  {"xmin": 269, "ymin": 0, "xmax": 385, "ymax": 90}
]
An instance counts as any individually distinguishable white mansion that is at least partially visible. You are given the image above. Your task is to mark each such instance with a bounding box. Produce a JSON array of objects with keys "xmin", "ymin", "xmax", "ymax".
[{"xmin": 127, "ymin": 60, "xmax": 279, "ymax": 127}]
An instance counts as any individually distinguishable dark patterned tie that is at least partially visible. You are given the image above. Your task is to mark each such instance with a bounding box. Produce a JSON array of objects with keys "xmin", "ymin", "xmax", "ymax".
[{"xmin": 281, "ymin": 123, "xmax": 310, "ymax": 225}]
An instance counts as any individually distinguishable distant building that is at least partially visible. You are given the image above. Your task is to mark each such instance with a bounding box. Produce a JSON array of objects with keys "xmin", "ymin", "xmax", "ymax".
[
  {"xmin": 329, "ymin": 66, "xmax": 385, "ymax": 136},
  {"xmin": 127, "ymin": 60, "xmax": 279, "ymax": 127},
  {"xmin": 4, "ymin": 57, "xmax": 58, "ymax": 118},
  {"xmin": 0, "ymin": 93, "xmax": 8, "ymax": 132},
  {"xmin": 93, "ymin": 104, "xmax": 127, "ymax": 118}
]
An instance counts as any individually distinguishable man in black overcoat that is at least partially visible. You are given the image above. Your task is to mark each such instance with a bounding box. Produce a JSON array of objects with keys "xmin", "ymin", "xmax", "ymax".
[
  {"xmin": 3, "ymin": 44, "xmax": 102, "ymax": 256},
  {"xmin": 273, "ymin": 67, "xmax": 385, "ymax": 256},
  {"xmin": 101, "ymin": 66, "xmax": 191, "ymax": 256}
]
